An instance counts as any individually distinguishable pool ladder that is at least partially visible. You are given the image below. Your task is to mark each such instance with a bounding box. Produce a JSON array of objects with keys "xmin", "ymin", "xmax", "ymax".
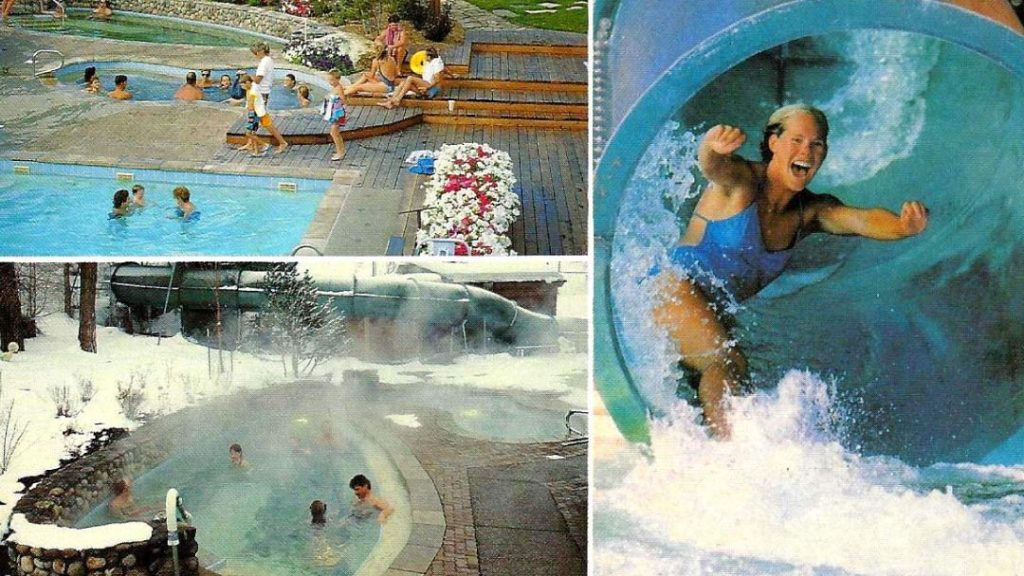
[
  {"xmin": 27, "ymin": 49, "xmax": 64, "ymax": 77},
  {"xmin": 290, "ymin": 244, "xmax": 323, "ymax": 256},
  {"xmin": 564, "ymin": 409, "xmax": 588, "ymax": 446}
]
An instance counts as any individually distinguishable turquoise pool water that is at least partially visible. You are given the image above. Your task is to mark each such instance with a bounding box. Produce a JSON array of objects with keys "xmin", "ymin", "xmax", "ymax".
[
  {"xmin": 57, "ymin": 62, "xmax": 327, "ymax": 110},
  {"xmin": 9, "ymin": 10, "xmax": 285, "ymax": 48},
  {"xmin": 0, "ymin": 163, "xmax": 327, "ymax": 256},
  {"xmin": 595, "ymin": 26, "xmax": 1024, "ymax": 576},
  {"xmin": 75, "ymin": 405, "xmax": 386, "ymax": 576}
]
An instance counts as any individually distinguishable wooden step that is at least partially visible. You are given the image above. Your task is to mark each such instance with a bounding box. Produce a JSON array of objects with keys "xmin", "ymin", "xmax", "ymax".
[
  {"xmin": 346, "ymin": 89, "xmax": 586, "ymax": 116},
  {"xmin": 422, "ymin": 112, "xmax": 586, "ymax": 130},
  {"xmin": 468, "ymin": 52, "xmax": 587, "ymax": 85},
  {"xmin": 446, "ymin": 78, "xmax": 586, "ymax": 93},
  {"xmin": 225, "ymin": 107, "xmax": 422, "ymax": 146}
]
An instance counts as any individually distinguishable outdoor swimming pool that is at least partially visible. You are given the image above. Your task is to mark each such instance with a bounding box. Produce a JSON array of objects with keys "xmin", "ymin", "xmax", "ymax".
[
  {"xmin": 57, "ymin": 62, "xmax": 328, "ymax": 110},
  {"xmin": 74, "ymin": 403, "xmax": 390, "ymax": 576},
  {"xmin": 0, "ymin": 162, "xmax": 328, "ymax": 256},
  {"xmin": 9, "ymin": 10, "xmax": 285, "ymax": 48}
]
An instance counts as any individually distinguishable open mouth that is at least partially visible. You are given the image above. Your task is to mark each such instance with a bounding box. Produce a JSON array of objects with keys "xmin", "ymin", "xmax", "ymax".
[{"xmin": 791, "ymin": 160, "xmax": 812, "ymax": 177}]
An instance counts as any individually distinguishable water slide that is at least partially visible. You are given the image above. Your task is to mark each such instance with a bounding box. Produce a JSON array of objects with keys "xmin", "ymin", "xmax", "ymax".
[
  {"xmin": 109, "ymin": 263, "xmax": 558, "ymax": 348},
  {"xmin": 594, "ymin": 0, "xmax": 1024, "ymax": 463}
]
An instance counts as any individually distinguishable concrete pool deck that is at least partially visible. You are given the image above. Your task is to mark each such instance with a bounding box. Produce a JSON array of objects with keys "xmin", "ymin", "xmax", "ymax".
[{"xmin": 0, "ymin": 27, "xmax": 588, "ymax": 256}]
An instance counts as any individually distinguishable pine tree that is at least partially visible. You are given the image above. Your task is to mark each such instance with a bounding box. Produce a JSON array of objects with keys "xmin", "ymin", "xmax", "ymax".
[{"xmin": 251, "ymin": 264, "xmax": 348, "ymax": 377}]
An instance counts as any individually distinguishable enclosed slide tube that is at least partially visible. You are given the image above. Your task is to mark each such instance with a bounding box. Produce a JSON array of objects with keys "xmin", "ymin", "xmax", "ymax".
[
  {"xmin": 109, "ymin": 264, "xmax": 558, "ymax": 348},
  {"xmin": 593, "ymin": 0, "xmax": 1024, "ymax": 463}
]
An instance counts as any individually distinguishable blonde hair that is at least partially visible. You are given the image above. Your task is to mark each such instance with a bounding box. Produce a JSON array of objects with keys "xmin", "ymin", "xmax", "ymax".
[{"xmin": 760, "ymin": 103, "xmax": 829, "ymax": 162}]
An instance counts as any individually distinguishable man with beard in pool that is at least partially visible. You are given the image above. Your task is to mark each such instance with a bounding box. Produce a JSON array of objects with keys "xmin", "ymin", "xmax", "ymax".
[{"xmin": 653, "ymin": 104, "xmax": 929, "ymax": 438}]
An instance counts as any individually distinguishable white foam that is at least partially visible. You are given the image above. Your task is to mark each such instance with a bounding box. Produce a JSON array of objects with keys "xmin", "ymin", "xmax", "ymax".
[{"xmin": 595, "ymin": 372, "xmax": 1024, "ymax": 576}]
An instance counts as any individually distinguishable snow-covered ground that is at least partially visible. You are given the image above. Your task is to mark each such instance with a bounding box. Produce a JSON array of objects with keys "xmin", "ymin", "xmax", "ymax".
[{"xmin": 0, "ymin": 308, "xmax": 587, "ymax": 537}]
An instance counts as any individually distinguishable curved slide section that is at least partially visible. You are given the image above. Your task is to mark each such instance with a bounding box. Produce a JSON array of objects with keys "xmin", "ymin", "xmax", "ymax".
[
  {"xmin": 594, "ymin": 0, "xmax": 1024, "ymax": 463},
  {"xmin": 109, "ymin": 264, "xmax": 558, "ymax": 348}
]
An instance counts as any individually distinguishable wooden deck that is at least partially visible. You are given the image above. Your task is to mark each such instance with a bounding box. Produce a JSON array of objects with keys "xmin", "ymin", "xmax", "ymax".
[{"xmin": 224, "ymin": 107, "xmax": 422, "ymax": 146}]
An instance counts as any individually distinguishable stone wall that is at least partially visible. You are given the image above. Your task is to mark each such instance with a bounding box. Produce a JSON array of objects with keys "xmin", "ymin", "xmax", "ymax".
[
  {"xmin": 96, "ymin": 0, "xmax": 325, "ymax": 40},
  {"xmin": 6, "ymin": 423, "xmax": 200, "ymax": 576}
]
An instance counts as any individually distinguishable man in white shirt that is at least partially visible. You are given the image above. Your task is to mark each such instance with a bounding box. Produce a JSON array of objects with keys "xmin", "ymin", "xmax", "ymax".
[
  {"xmin": 251, "ymin": 42, "xmax": 288, "ymax": 154},
  {"xmin": 378, "ymin": 47, "xmax": 449, "ymax": 109}
]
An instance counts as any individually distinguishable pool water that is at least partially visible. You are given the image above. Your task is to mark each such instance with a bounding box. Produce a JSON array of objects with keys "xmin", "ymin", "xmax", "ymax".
[
  {"xmin": 57, "ymin": 63, "xmax": 324, "ymax": 110},
  {"xmin": 9, "ymin": 11, "xmax": 285, "ymax": 48},
  {"xmin": 75, "ymin": 410, "xmax": 383, "ymax": 576},
  {"xmin": 0, "ymin": 165, "xmax": 327, "ymax": 256}
]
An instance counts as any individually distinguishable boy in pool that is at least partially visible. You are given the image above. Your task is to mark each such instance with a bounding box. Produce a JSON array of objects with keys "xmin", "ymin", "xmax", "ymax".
[
  {"xmin": 196, "ymin": 69, "xmax": 215, "ymax": 89},
  {"xmin": 109, "ymin": 74, "xmax": 132, "ymax": 100},
  {"xmin": 349, "ymin": 474, "xmax": 393, "ymax": 524},
  {"xmin": 130, "ymin": 184, "xmax": 146, "ymax": 210},
  {"xmin": 228, "ymin": 443, "xmax": 250, "ymax": 469},
  {"xmin": 653, "ymin": 104, "xmax": 928, "ymax": 437},
  {"xmin": 309, "ymin": 500, "xmax": 342, "ymax": 566},
  {"xmin": 110, "ymin": 189, "xmax": 130, "ymax": 218},
  {"xmin": 238, "ymin": 73, "xmax": 270, "ymax": 156},
  {"xmin": 172, "ymin": 186, "xmax": 196, "ymax": 220},
  {"xmin": 218, "ymin": 74, "xmax": 232, "ymax": 91}
]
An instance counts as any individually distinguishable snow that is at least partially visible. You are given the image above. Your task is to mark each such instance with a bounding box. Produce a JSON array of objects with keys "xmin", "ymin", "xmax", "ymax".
[
  {"xmin": 8, "ymin": 513, "xmax": 152, "ymax": 548},
  {"xmin": 0, "ymin": 300, "xmax": 586, "ymax": 541},
  {"xmin": 385, "ymin": 414, "xmax": 421, "ymax": 428}
]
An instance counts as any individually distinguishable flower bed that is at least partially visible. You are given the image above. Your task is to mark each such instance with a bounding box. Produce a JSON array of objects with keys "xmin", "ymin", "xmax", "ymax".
[
  {"xmin": 416, "ymin": 143, "xmax": 521, "ymax": 256},
  {"xmin": 283, "ymin": 32, "xmax": 356, "ymax": 73}
]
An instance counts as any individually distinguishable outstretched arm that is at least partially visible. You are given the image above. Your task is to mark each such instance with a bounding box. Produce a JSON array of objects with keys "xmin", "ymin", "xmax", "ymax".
[
  {"xmin": 371, "ymin": 496, "xmax": 394, "ymax": 524},
  {"xmin": 814, "ymin": 195, "xmax": 928, "ymax": 240},
  {"xmin": 698, "ymin": 125, "xmax": 754, "ymax": 192}
]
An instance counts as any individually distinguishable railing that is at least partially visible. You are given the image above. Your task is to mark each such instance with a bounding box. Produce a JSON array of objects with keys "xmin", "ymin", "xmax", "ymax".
[
  {"xmin": 565, "ymin": 409, "xmax": 588, "ymax": 439},
  {"xmin": 290, "ymin": 244, "xmax": 324, "ymax": 256},
  {"xmin": 27, "ymin": 49, "xmax": 64, "ymax": 77}
]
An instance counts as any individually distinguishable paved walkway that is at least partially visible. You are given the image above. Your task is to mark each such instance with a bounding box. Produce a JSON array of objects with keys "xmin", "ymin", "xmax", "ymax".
[{"xmin": 447, "ymin": 0, "xmax": 526, "ymax": 31}]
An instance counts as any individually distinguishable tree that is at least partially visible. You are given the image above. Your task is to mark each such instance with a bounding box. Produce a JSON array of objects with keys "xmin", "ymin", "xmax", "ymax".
[
  {"xmin": 63, "ymin": 264, "xmax": 74, "ymax": 318},
  {"xmin": 78, "ymin": 263, "xmax": 97, "ymax": 354},
  {"xmin": 250, "ymin": 264, "xmax": 348, "ymax": 377},
  {"xmin": 0, "ymin": 264, "xmax": 23, "ymax": 353}
]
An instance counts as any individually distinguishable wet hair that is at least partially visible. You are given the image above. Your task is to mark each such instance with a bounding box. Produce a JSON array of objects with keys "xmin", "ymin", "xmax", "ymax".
[
  {"xmin": 387, "ymin": 14, "xmax": 400, "ymax": 23},
  {"xmin": 131, "ymin": 184, "xmax": 144, "ymax": 195},
  {"xmin": 760, "ymin": 103, "xmax": 829, "ymax": 163},
  {"xmin": 229, "ymin": 443, "xmax": 242, "ymax": 454},
  {"xmin": 114, "ymin": 74, "xmax": 127, "ymax": 87},
  {"xmin": 112, "ymin": 189, "xmax": 129, "ymax": 208},
  {"xmin": 297, "ymin": 84, "xmax": 310, "ymax": 99},
  {"xmin": 112, "ymin": 478, "xmax": 130, "ymax": 494},
  {"xmin": 83, "ymin": 66, "xmax": 97, "ymax": 83},
  {"xmin": 310, "ymin": 500, "xmax": 327, "ymax": 524},
  {"xmin": 173, "ymin": 186, "xmax": 190, "ymax": 202},
  {"xmin": 349, "ymin": 474, "xmax": 371, "ymax": 490},
  {"xmin": 220, "ymin": 74, "xmax": 231, "ymax": 84},
  {"xmin": 186, "ymin": 71, "xmax": 197, "ymax": 85},
  {"xmin": 285, "ymin": 73, "xmax": 296, "ymax": 83}
]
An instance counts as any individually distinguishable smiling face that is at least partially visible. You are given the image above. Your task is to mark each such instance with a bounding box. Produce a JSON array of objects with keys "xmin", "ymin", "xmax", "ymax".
[
  {"xmin": 352, "ymin": 484, "xmax": 370, "ymax": 500},
  {"xmin": 767, "ymin": 111, "xmax": 827, "ymax": 192}
]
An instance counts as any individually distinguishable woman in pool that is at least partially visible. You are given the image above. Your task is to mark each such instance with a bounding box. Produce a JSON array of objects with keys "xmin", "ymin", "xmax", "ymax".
[
  {"xmin": 84, "ymin": 77, "xmax": 103, "ymax": 94},
  {"xmin": 296, "ymin": 84, "xmax": 312, "ymax": 108},
  {"xmin": 109, "ymin": 189, "xmax": 130, "ymax": 219},
  {"xmin": 344, "ymin": 48, "xmax": 398, "ymax": 97},
  {"xmin": 653, "ymin": 104, "xmax": 929, "ymax": 437}
]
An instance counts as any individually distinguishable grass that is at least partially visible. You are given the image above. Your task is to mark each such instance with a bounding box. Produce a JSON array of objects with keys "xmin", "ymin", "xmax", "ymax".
[{"xmin": 460, "ymin": 0, "xmax": 587, "ymax": 33}]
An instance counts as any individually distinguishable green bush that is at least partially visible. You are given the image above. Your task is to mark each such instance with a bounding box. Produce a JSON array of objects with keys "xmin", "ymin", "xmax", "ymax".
[{"xmin": 398, "ymin": 0, "xmax": 428, "ymax": 30}]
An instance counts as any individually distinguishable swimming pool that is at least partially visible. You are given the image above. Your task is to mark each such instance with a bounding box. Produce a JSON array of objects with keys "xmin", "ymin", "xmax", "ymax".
[
  {"xmin": 593, "ymin": 1, "xmax": 1024, "ymax": 574},
  {"xmin": 8, "ymin": 10, "xmax": 286, "ymax": 48},
  {"xmin": 57, "ymin": 62, "xmax": 328, "ymax": 110},
  {"xmin": 74, "ymin": 397, "xmax": 393, "ymax": 576},
  {"xmin": 0, "ymin": 162, "xmax": 328, "ymax": 256}
]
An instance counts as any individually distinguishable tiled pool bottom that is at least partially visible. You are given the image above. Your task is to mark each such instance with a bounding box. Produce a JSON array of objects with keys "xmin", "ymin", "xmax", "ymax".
[{"xmin": 0, "ymin": 161, "xmax": 329, "ymax": 256}]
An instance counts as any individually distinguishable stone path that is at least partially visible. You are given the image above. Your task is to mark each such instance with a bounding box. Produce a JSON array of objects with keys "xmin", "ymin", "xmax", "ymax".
[{"xmin": 447, "ymin": 0, "xmax": 526, "ymax": 31}]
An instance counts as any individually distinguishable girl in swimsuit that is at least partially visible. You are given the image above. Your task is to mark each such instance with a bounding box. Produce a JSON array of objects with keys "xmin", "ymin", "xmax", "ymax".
[
  {"xmin": 344, "ymin": 48, "xmax": 398, "ymax": 97},
  {"xmin": 654, "ymin": 104, "xmax": 929, "ymax": 437}
]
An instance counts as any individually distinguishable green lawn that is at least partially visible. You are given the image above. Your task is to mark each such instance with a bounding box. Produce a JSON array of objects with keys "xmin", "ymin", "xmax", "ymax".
[{"xmin": 461, "ymin": 0, "xmax": 588, "ymax": 33}]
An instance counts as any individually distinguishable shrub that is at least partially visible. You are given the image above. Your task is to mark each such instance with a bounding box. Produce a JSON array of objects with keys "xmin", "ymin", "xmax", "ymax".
[
  {"xmin": 284, "ymin": 34, "xmax": 356, "ymax": 73},
  {"xmin": 422, "ymin": 2, "xmax": 453, "ymax": 41},
  {"xmin": 116, "ymin": 373, "xmax": 147, "ymax": 420},
  {"xmin": 0, "ymin": 374, "xmax": 27, "ymax": 474},
  {"xmin": 77, "ymin": 375, "xmax": 95, "ymax": 403},
  {"xmin": 48, "ymin": 384, "xmax": 79, "ymax": 418},
  {"xmin": 398, "ymin": 0, "xmax": 428, "ymax": 30}
]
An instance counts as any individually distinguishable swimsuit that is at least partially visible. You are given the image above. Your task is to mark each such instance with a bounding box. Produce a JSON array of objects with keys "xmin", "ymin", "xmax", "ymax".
[
  {"xmin": 376, "ymin": 69, "xmax": 396, "ymax": 89},
  {"xmin": 425, "ymin": 85, "xmax": 440, "ymax": 99},
  {"xmin": 664, "ymin": 199, "xmax": 801, "ymax": 302},
  {"xmin": 322, "ymin": 95, "xmax": 346, "ymax": 126}
]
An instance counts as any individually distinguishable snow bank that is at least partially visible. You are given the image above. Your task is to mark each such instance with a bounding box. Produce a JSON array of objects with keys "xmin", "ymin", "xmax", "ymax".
[{"xmin": 7, "ymin": 513, "xmax": 152, "ymax": 548}]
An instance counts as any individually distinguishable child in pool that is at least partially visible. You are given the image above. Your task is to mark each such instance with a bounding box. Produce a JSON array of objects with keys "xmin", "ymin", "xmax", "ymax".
[
  {"xmin": 296, "ymin": 84, "xmax": 311, "ymax": 108},
  {"xmin": 171, "ymin": 186, "xmax": 196, "ymax": 220},
  {"xmin": 228, "ymin": 443, "xmax": 250, "ymax": 469},
  {"xmin": 309, "ymin": 500, "xmax": 343, "ymax": 567},
  {"xmin": 110, "ymin": 189, "xmax": 130, "ymax": 218},
  {"xmin": 130, "ymin": 184, "xmax": 146, "ymax": 210},
  {"xmin": 109, "ymin": 477, "xmax": 159, "ymax": 519}
]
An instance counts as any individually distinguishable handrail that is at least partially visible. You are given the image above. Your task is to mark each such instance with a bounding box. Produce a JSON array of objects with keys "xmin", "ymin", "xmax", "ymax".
[
  {"xmin": 565, "ymin": 409, "xmax": 588, "ymax": 438},
  {"xmin": 290, "ymin": 244, "xmax": 324, "ymax": 256},
  {"xmin": 28, "ymin": 49, "xmax": 64, "ymax": 78}
]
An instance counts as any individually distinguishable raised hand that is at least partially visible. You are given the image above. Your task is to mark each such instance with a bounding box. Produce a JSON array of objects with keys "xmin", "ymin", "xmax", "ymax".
[
  {"xmin": 703, "ymin": 124, "xmax": 747, "ymax": 156},
  {"xmin": 900, "ymin": 201, "xmax": 929, "ymax": 236}
]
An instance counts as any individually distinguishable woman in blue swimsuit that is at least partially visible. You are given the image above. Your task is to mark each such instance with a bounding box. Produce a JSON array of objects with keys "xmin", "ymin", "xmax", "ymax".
[{"xmin": 654, "ymin": 104, "xmax": 930, "ymax": 437}]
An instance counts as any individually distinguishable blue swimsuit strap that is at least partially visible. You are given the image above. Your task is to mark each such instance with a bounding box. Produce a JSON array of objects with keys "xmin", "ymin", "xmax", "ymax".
[{"xmin": 691, "ymin": 182, "xmax": 805, "ymax": 250}]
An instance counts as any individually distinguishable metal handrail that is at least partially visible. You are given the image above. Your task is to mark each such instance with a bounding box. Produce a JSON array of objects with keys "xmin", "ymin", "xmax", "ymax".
[
  {"xmin": 565, "ymin": 409, "xmax": 588, "ymax": 438},
  {"xmin": 290, "ymin": 244, "xmax": 324, "ymax": 256},
  {"xmin": 28, "ymin": 49, "xmax": 64, "ymax": 77}
]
